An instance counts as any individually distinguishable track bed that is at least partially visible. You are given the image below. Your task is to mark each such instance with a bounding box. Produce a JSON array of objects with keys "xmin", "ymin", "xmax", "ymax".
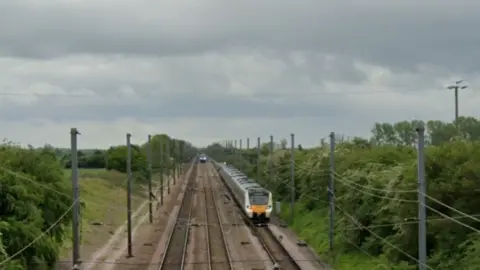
[
  {"xmin": 204, "ymin": 170, "xmax": 232, "ymax": 270},
  {"xmin": 159, "ymin": 163, "xmax": 198, "ymax": 270}
]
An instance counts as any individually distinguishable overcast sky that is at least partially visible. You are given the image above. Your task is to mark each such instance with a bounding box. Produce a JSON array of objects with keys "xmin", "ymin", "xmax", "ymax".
[{"xmin": 0, "ymin": 0, "xmax": 479, "ymax": 148}]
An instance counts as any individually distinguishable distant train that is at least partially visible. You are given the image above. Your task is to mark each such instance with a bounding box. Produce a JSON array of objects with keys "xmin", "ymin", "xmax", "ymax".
[
  {"xmin": 199, "ymin": 154, "xmax": 207, "ymax": 163},
  {"xmin": 215, "ymin": 162, "xmax": 273, "ymax": 224}
]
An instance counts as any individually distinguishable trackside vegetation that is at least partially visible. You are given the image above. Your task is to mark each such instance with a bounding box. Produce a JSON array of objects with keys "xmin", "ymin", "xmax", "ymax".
[
  {"xmin": 0, "ymin": 134, "xmax": 196, "ymax": 270},
  {"xmin": 203, "ymin": 116, "xmax": 480, "ymax": 270}
]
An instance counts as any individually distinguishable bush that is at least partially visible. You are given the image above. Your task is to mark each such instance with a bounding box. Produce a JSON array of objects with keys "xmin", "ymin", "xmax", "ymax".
[{"xmin": 0, "ymin": 143, "xmax": 71, "ymax": 270}]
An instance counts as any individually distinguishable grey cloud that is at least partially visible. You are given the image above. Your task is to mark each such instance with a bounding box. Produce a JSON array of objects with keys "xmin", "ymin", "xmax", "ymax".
[
  {"xmin": 0, "ymin": 92, "xmax": 353, "ymax": 122},
  {"xmin": 0, "ymin": 51, "xmax": 371, "ymax": 102},
  {"xmin": 1, "ymin": 1, "xmax": 479, "ymax": 72}
]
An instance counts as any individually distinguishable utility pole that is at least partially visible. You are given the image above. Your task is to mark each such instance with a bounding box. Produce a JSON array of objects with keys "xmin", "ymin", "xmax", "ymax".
[
  {"xmin": 447, "ymin": 80, "xmax": 468, "ymax": 122},
  {"xmin": 166, "ymin": 139, "xmax": 170, "ymax": 194},
  {"xmin": 416, "ymin": 123, "xmax": 427, "ymax": 270},
  {"xmin": 240, "ymin": 139, "xmax": 242, "ymax": 150},
  {"xmin": 172, "ymin": 140, "xmax": 176, "ymax": 186},
  {"xmin": 176, "ymin": 141, "xmax": 180, "ymax": 180},
  {"xmin": 160, "ymin": 139, "xmax": 164, "ymax": 206},
  {"xmin": 179, "ymin": 141, "xmax": 184, "ymax": 176},
  {"xmin": 247, "ymin": 138, "xmax": 250, "ymax": 149},
  {"xmin": 70, "ymin": 128, "xmax": 80, "ymax": 269},
  {"xmin": 290, "ymin": 133, "xmax": 295, "ymax": 224},
  {"xmin": 147, "ymin": 135, "xmax": 153, "ymax": 223},
  {"xmin": 257, "ymin": 137, "xmax": 261, "ymax": 181},
  {"xmin": 269, "ymin": 135, "xmax": 274, "ymax": 184},
  {"xmin": 328, "ymin": 132, "xmax": 335, "ymax": 251},
  {"xmin": 126, "ymin": 133, "xmax": 133, "ymax": 257}
]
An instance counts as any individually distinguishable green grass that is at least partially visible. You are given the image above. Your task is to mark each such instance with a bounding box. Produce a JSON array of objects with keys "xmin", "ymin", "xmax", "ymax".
[
  {"xmin": 278, "ymin": 203, "xmax": 393, "ymax": 270},
  {"xmin": 60, "ymin": 168, "xmax": 152, "ymax": 257}
]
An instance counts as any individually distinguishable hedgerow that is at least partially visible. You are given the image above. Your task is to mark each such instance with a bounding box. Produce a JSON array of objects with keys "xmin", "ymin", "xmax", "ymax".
[{"xmin": 204, "ymin": 116, "xmax": 480, "ymax": 269}]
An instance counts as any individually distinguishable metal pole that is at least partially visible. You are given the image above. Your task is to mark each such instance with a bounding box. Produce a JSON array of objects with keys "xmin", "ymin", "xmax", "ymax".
[
  {"xmin": 416, "ymin": 123, "xmax": 427, "ymax": 270},
  {"xmin": 290, "ymin": 133, "xmax": 295, "ymax": 224},
  {"xmin": 166, "ymin": 139, "xmax": 170, "ymax": 194},
  {"xmin": 160, "ymin": 140, "xmax": 164, "ymax": 206},
  {"xmin": 176, "ymin": 141, "xmax": 180, "ymax": 180},
  {"xmin": 269, "ymin": 135, "xmax": 274, "ymax": 184},
  {"xmin": 247, "ymin": 138, "xmax": 250, "ymax": 149},
  {"xmin": 147, "ymin": 135, "xmax": 153, "ymax": 223},
  {"xmin": 172, "ymin": 140, "xmax": 176, "ymax": 186},
  {"xmin": 329, "ymin": 132, "xmax": 335, "ymax": 251},
  {"xmin": 126, "ymin": 133, "xmax": 133, "ymax": 257},
  {"xmin": 455, "ymin": 88, "xmax": 459, "ymax": 122},
  {"xmin": 257, "ymin": 137, "xmax": 261, "ymax": 181},
  {"xmin": 235, "ymin": 139, "xmax": 237, "ymax": 151},
  {"xmin": 177, "ymin": 141, "xmax": 181, "ymax": 179},
  {"xmin": 240, "ymin": 139, "xmax": 242, "ymax": 150},
  {"xmin": 70, "ymin": 128, "xmax": 80, "ymax": 268},
  {"xmin": 180, "ymin": 141, "xmax": 184, "ymax": 176},
  {"xmin": 447, "ymin": 80, "xmax": 467, "ymax": 122}
]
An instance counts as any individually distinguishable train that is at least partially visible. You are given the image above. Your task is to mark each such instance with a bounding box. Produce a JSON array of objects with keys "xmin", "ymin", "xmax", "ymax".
[
  {"xmin": 214, "ymin": 161, "xmax": 273, "ymax": 225},
  {"xmin": 199, "ymin": 154, "xmax": 207, "ymax": 163}
]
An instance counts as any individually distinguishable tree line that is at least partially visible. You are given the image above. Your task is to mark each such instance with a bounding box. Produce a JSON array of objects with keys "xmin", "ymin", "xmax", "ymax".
[
  {"xmin": 0, "ymin": 134, "xmax": 197, "ymax": 270},
  {"xmin": 60, "ymin": 134, "xmax": 198, "ymax": 172},
  {"xmin": 203, "ymin": 116, "xmax": 480, "ymax": 270}
]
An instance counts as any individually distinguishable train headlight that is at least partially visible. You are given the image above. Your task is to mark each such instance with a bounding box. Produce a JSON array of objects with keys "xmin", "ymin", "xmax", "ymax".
[
  {"xmin": 246, "ymin": 205, "xmax": 251, "ymax": 209},
  {"xmin": 267, "ymin": 205, "xmax": 272, "ymax": 209}
]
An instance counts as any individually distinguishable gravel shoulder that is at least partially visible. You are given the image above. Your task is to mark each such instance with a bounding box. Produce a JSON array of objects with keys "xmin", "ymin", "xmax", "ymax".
[{"xmin": 269, "ymin": 217, "xmax": 332, "ymax": 270}]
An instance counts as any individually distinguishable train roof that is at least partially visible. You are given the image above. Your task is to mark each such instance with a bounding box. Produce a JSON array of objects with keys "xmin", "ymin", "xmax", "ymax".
[{"xmin": 219, "ymin": 162, "xmax": 268, "ymax": 193}]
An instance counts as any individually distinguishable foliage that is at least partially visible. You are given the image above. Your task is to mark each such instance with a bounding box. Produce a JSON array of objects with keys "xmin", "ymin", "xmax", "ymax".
[
  {"xmin": 203, "ymin": 116, "xmax": 480, "ymax": 269},
  {"xmin": 0, "ymin": 133, "xmax": 197, "ymax": 270},
  {"xmin": 58, "ymin": 134, "xmax": 199, "ymax": 181},
  {"xmin": 0, "ymin": 143, "xmax": 71, "ymax": 270},
  {"xmin": 63, "ymin": 149, "xmax": 106, "ymax": 169}
]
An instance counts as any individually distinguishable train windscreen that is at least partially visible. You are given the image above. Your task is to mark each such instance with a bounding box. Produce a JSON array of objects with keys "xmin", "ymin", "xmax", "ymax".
[{"xmin": 249, "ymin": 191, "xmax": 269, "ymax": 205}]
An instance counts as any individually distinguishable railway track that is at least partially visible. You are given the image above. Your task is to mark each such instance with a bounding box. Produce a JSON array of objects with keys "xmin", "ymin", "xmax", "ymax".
[
  {"xmin": 158, "ymin": 162, "xmax": 198, "ymax": 270},
  {"xmin": 204, "ymin": 168, "xmax": 233, "ymax": 270},
  {"xmin": 254, "ymin": 226, "xmax": 301, "ymax": 270},
  {"xmin": 214, "ymin": 164, "xmax": 302, "ymax": 270}
]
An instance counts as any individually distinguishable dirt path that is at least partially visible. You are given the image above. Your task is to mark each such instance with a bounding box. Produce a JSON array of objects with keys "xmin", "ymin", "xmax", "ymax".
[{"xmin": 80, "ymin": 166, "xmax": 195, "ymax": 270}]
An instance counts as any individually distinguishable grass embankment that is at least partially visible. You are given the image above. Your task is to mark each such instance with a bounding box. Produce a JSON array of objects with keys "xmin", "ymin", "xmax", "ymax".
[
  {"xmin": 60, "ymin": 168, "xmax": 153, "ymax": 258},
  {"xmin": 278, "ymin": 204, "xmax": 390, "ymax": 269}
]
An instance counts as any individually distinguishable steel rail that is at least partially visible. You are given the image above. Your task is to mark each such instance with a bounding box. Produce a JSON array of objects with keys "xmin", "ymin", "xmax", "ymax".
[
  {"xmin": 158, "ymin": 163, "xmax": 197, "ymax": 270},
  {"xmin": 204, "ymin": 168, "xmax": 212, "ymax": 270},
  {"xmin": 207, "ymin": 165, "xmax": 233, "ymax": 269},
  {"xmin": 214, "ymin": 164, "xmax": 301, "ymax": 270}
]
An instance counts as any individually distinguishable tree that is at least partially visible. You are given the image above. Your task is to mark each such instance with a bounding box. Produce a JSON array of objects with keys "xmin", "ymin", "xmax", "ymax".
[
  {"xmin": 0, "ymin": 143, "xmax": 71, "ymax": 269},
  {"xmin": 105, "ymin": 145, "xmax": 147, "ymax": 174}
]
